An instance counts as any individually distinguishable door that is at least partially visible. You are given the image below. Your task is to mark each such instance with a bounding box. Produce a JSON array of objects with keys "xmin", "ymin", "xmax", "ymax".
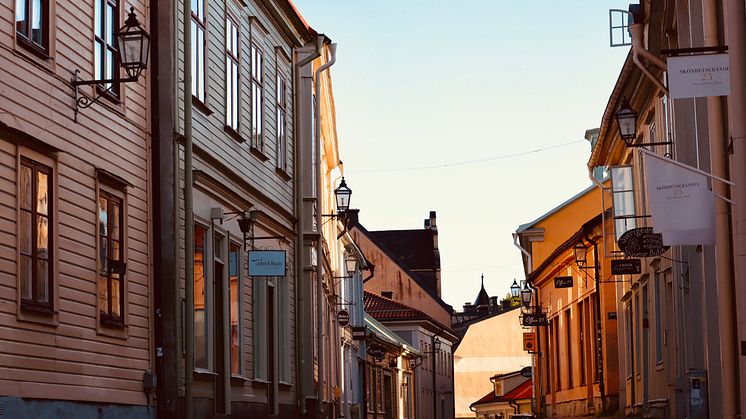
[
  {"xmin": 214, "ymin": 239, "xmax": 227, "ymax": 414},
  {"xmin": 383, "ymin": 372, "xmax": 393, "ymax": 419}
]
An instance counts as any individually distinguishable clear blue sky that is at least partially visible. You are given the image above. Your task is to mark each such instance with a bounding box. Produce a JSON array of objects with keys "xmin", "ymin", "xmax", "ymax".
[{"xmin": 293, "ymin": 1, "xmax": 631, "ymax": 309}]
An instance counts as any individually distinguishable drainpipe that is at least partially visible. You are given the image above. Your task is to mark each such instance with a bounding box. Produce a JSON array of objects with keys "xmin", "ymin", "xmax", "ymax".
[
  {"xmin": 628, "ymin": 22, "xmax": 669, "ymax": 96},
  {"xmin": 512, "ymin": 233, "xmax": 540, "ymax": 417},
  {"xmin": 294, "ymin": 36, "xmax": 322, "ymax": 416},
  {"xmin": 182, "ymin": 0, "xmax": 194, "ymax": 416},
  {"xmin": 702, "ymin": 1, "xmax": 737, "ymax": 417},
  {"xmin": 316, "ymin": 41, "xmax": 337, "ymax": 419},
  {"xmin": 725, "ymin": 0, "xmax": 746, "ymax": 415}
]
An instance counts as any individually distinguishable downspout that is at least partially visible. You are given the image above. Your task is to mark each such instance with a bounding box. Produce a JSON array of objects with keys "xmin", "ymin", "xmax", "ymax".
[
  {"xmin": 315, "ymin": 41, "xmax": 337, "ymax": 419},
  {"xmin": 584, "ymin": 234, "xmax": 605, "ymax": 414},
  {"xmin": 725, "ymin": 0, "xmax": 746, "ymax": 415},
  {"xmin": 294, "ymin": 36, "xmax": 322, "ymax": 416},
  {"xmin": 182, "ymin": 0, "xmax": 194, "ymax": 416},
  {"xmin": 702, "ymin": 0, "xmax": 737, "ymax": 417},
  {"xmin": 628, "ymin": 22, "xmax": 669, "ymax": 96},
  {"xmin": 512, "ymin": 233, "xmax": 539, "ymax": 417}
]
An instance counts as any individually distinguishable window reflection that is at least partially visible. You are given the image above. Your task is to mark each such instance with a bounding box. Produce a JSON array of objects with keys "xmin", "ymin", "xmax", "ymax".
[
  {"xmin": 229, "ymin": 243, "xmax": 240, "ymax": 374},
  {"xmin": 20, "ymin": 159, "xmax": 52, "ymax": 308},
  {"xmin": 194, "ymin": 225, "xmax": 208, "ymax": 369}
]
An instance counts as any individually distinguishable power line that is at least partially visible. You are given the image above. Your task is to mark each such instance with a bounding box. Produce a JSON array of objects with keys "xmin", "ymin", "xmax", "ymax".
[{"xmin": 348, "ymin": 139, "xmax": 586, "ymax": 174}]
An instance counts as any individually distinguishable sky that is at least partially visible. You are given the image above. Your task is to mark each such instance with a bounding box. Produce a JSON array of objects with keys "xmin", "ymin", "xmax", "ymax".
[{"xmin": 293, "ymin": 0, "xmax": 631, "ymax": 309}]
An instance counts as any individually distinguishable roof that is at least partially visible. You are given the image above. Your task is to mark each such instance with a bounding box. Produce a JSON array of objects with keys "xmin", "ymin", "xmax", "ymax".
[
  {"xmin": 369, "ymin": 229, "xmax": 439, "ymax": 272},
  {"xmin": 473, "ymin": 274, "xmax": 489, "ymax": 306},
  {"xmin": 471, "ymin": 378, "xmax": 532, "ymax": 407},
  {"xmin": 516, "ymin": 183, "xmax": 597, "ymax": 233},
  {"xmin": 353, "ymin": 222, "xmax": 453, "ymax": 314},
  {"xmin": 364, "ymin": 291, "xmax": 454, "ymax": 335},
  {"xmin": 364, "ymin": 313, "xmax": 420, "ymax": 356}
]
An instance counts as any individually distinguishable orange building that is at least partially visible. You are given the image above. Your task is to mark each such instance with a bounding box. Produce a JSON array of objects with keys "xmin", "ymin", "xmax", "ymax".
[{"xmin": 514, "ymin": 184, "xmax": 619, "ymax": 416}]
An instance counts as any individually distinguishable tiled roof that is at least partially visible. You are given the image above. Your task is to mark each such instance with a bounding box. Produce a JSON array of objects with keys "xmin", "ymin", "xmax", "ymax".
[
  {"xmin": 471, "ymin": 378, "xmax": 532, "ymax": 407},
  {"xmin": 364, "ymin": 291, "xmax": 453, "ymax": 333}
]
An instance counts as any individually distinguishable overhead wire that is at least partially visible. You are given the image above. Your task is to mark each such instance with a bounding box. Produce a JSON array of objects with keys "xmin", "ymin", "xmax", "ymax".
[{"xmin": 348, "ymin": 139, "xmax": 586, "ymax": 174}]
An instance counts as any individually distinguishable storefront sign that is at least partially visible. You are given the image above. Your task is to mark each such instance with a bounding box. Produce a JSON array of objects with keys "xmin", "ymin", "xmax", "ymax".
[
  {"xmin": 367, "ymin": 345, "xmax": 386, "ymax": 361},
  {"xmin": 554, "ymin": 276, "xmax": 573, "ymax": 288},
  {"xmin": 611, "ymin": 259, "xmax": 642, "ymax": 275},
  {"xmin": 522, "ymin": 313, "xmax": 548, "ymax": 327},
  {"xmin": 522, "ymin": 332, "xmax": 536, "ymax": 352},
  {"xmin": 248, "ymin": 250, "xmax": 286, "ymax": 277},
  {"xmin": 618, "ymin": 227, "xmax": 668, "ymax": 258},
  {"xmin": 668, "ymin": 53, "xmax": 730, "ymax": 99},
  {"xmin": 608, "ymin": 312, "xmax": 618, "ymax": 320},
  {"xmin": 336, "ymin": 309, "xmax": 350, "ymax": 327},
  {"xmin": 352, "ymin": 326, "xmax": 367, "ymax": 340}
]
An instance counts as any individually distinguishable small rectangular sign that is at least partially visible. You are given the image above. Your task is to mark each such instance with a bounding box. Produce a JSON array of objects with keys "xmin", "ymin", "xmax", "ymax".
[
  {"xmin": 608, "ymin": 312, "xmax": 618, "ymax": 320},
  {"xmin": 611, "ymin": 259, "xmax": 642, "ymax": 275},
  {"xmin": 248, "ymin": 250, "xmax": 286, "ymax": 277},
  {"xmin": 523, "ymin": 332, "xmax": 536, "ymax": 352},
  {"xmin": 522, "ymin": 313, "xmax": 548, "ymax": 327},
  {"xmin": 668, "ymin": 53, "xmax": 730, "ymax": 99},
  {"xmin": 352, "ymin": 326, "xmax": 367, "ymax": 341},
  {"xmin": 554, "ymin": 276, "xmax": 573, "ymax": 288}
]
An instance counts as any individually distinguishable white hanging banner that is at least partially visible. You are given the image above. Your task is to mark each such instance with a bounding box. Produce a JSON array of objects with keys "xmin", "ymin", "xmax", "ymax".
[
  {"xmin": 644, "ymin": 152, "xmax": 715, "ymax": 245},
  {"xmin": 667, "ymin": 53, "xmax": 730, "ymax": 99}
]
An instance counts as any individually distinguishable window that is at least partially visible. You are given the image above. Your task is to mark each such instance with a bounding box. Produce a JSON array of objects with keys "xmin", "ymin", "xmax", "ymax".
[
  {"xmin": 16, "ymin": 0, "xmax": 49, "ymax": 54},
  {"xmin": 98, "ymin": 190, "xmax": 125, "ymax": 324},
  {"xmin": 229, "ymin": 242, "xmax": 240, "ymax": 375},
  {"xmin": 610, "ymin": 166, "xmax": 637, "ymax": 240},
  {"xmin": 194, "ymin": 225, "xmax": 208, "ymax": 369},
  {"xmin": 19, "ymin": 158, "xmax": 52, "ymax": 310},
  {"xmin": 625, "ymin": 302, "xmax": 633, "ymax": 378},
  {"xmin": 578, "ymin": 300, "xmax": 586, "ymax": 385},
  {"xmin": 656, "ymin": 272, "xmax": 667, "ymax": 363},
  {"xmin": 278, "ymin": 271, "xmax": 289, "ymax": 381},
  {"xmin": 225, "ymin": 17, "xmax": 239, "ymax": 132},
  {"xmin": 251, "ymin": 44, "xmax": 264, "ymax": 150},
  {"xmin": 95, "ymin": 0, "xmax": 119, "ymax": 96},
  {"xmin": 191, "ymin": 0, "xmax": 206, "ymax": 102},
  {"xmin": 253, "ymin": 277, "xmax": 268, "ymax": 379},
  {"xmin": 276, "ymin": 74, "xmax": 287, "ymax": 170},
  {"xmin": 565, "ymin": 309, "xmax": 572, "ymax": 388},
  {"xmin": 635, "ymin": 293, "xmax": 641, "ymax": 376}
]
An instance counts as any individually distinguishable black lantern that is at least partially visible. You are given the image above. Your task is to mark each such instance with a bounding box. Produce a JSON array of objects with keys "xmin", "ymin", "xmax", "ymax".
[
  {"xmin": 615, "ymin": 98, "xmax": 638, "ymax": 144},
  {"xmin": 71, "ymin": 7, "xmax": 151, "ymax": 120},
  {"xmin": 433, "ymin": 337, "xmax": 441, "ymax": 352},
  {"xmin": 520, "ymin": 283, "xmax": 532, "ymax": 309},
  {"xmin": 334, "ymin": 177, "xmax": 352, "ymax": 213},
  {"xmin": 118, "ymin": 7, "xmax": 151, "ymax": 79},
  {"xmin": 574, "ymin": 242, "xmax": 588, "ymax": 268},
  {"xmin": 510, "ymin": 279, "xmax": 520, "ymax": 299},
  {"xmin": 345, "ymin": 257, "xmax": 357, "ymax": 275}
]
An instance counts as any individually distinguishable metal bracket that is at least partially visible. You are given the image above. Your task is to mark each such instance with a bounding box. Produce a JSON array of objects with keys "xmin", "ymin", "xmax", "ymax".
[{"xmin": 71, "ymin": 70, "xmax": 138, "ymax": 122}]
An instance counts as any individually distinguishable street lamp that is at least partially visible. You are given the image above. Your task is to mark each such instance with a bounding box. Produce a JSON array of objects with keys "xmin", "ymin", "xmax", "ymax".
[
  {"xmin": 520, "ymin": 283, "xmax": 533, "ymax": 309},
  {"xmin": 345, "ymin": 257, "xmax": 358, "ymax": 275},
  {"xmin": 335, "ymin": 177, "xmax": 352, "ymax": 213},
  {"xmin": 71, "ymin": 7, "xmax": 151, "ymax": 120},
  {"xmin": 573, "ymin": 242, "xmax": 588, "ymax": 268},
  {"xmin": 615, "ymin": 98, "xmax": 671, "ymax": 148},
  {"xmin": 510, "ymin": 279, "xmax": 520, "ymax": 299}
]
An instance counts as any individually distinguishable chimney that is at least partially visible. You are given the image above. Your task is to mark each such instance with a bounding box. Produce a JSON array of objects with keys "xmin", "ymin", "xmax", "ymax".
[
  {"xmin": 425, "ymin": 211, "xmax": 441, "ymax": 297},
  {"xmin": 345, "ymin": 209, "xmax": 360, "ymax": 226},
  {"xmin": 381, "ymin": 291, "xmax": 394, "ymax": 299}
]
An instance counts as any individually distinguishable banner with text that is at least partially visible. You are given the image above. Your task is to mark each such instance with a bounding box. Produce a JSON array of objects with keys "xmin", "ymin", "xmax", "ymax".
[
  {"xmin": 644, "ymin": 152, "xmax": 715, "ymax": 245},
  {"xmin": 667, "ymin": 53, "xmax": 730, "ymax": 99}
]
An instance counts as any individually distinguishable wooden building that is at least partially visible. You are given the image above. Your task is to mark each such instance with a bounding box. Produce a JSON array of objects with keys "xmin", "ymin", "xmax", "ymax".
[{"xmin": 0, "ymin": 0, "xmax": 154, "ymax": 416}]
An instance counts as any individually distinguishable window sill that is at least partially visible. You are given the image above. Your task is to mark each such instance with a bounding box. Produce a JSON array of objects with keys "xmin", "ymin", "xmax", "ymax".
[
  {"xmin": 16, "ymin": 36, "xmax": 51, "ymax": 61},
  {"xmin": 192, "ymin": 96, "xmax": 212, "ymax": 115},
  {"xmin": 278, "ymin": 381, "xmax": 293, "ymax": 390},
  {"xmin": 224, "ymin": 125, "xmax": 244, "ymax": 142},
  {"xmin": 251, "ymin": 378, "xmax": 270, "ymax": 388},
  {"xmin": 275, "ymin": 166, "xmax": 291, "ymax": 181},
  {"xmin": 655, "ymin": 361, "xmax": 664, "ymax": 371},
  {"xmin": 18, "ymin": 302, "xmax": 58, "ymax": 326},
  {"xmin": 194, "ymin": 369, "xmax": 217, "ymax": 380},
  {"xmin": 96, "ymin": 85, "xmax": 122, "ymax": 105},
  {"xmin": 250, "ymin": 146, "xmax": 269, "ymax": 162},
  {"xmin": 230, "ymin": 374, "xmax": 250, "ymax": 385}
]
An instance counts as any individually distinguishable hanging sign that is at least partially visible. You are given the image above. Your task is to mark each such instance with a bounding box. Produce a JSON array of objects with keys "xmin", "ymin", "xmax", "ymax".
[
  {"xmin": 667, "ymin": 53, "xmax": 730, "ymax": 99},
  {"xmin": 248, "ymin": 250, "xmax": 286, "ymax": 277},
  {"xmin": 611, "ymin": 259, "xmax": 642, "ymax": 275},
  {"xmin": 522, "ymin": 333, "xmax": 536, "ymax": 352},
  {"xmin": 336, "ymin": 309, "xmax": 350, "ymax": 327},
  {"xmin": 521, "ymin": 313, "xmax": 548, "ymax": 327},
  {"xmin": 352, "ymin": 326, "xmax": 367, "ymax": 340},
  {"xmin": 617, "ymin": 227, "xmax": 668, "ymax": 258},
  {"xmin": 554, "ymin": 276, "xmax": 573, "ymax": 288},
  {"xmin": 367, "ymin": 345, "xmax": 386, "ymax": 361}
]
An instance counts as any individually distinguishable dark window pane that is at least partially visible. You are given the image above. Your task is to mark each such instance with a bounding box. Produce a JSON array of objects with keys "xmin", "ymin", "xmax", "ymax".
[
  {"xmin": 194, "ymin": 225, "xmax": 207, "ymax": 369},
  {"xmin": 31, "ymin": 0, "xmax": 42, "ymax": 45},
  {"xmin": 20, "ymin": 165, "xmax": 32, "ymax": 210},
  {"xmin": 99, "ymin": 196, "xmax": 108, "ymax": 236},
  {"xmin": 20, "ymin": 211, "xmax": 32, "ymax": 255},
  {"xmin": 36, "ymin": 215, "xmax": 48, "ymax": 259},
  {"xmin": 36, "ymin": 171, "xmax": 48, "ymax": 215},
  {"xmin": 36, "ymin": 258, "xmax": 48, "ymax": 303},
  {"xmin": 20, "ymin": 255, "xmax": 32, "ymax": 300},
  {"xmin": 111, "ymin": 240, "xmax": 120, "ymax": 261},
  {"xmin": 99, "ymin": 274, "xmax": 108, "ymax": 313},
  {"xmin": 100, "ymin": 236, "xmax": 108, "ymax": 273}
]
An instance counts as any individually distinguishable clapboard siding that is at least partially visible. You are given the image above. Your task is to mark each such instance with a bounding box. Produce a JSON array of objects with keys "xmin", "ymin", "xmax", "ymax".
[{"xmin": 0, "ymin": 0, "xmax": 152, "ymax": 408}]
